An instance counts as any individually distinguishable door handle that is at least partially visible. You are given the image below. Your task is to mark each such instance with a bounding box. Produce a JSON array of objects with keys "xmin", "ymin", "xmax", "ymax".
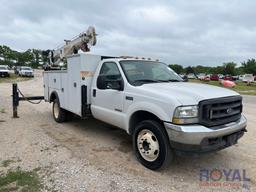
[{"xmin": 93, "ymin": 89, "xmax": 96, "ymax": 97}]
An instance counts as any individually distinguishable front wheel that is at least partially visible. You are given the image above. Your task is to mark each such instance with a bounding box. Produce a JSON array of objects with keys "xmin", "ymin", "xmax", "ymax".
[{"xmin": 133, "ymin": 120, "xmax": 173, "ymax": 170}]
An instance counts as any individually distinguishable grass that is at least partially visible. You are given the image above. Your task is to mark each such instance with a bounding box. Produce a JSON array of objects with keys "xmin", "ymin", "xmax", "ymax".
[
  {"xmin": 1, "ymin": 160, "xmax": 15, "ymax": 168},
  {"xmin": 0, "ymin": 168, "xmax": 42, "ymax": 192},
  {"xmin": 0, "ymin": 73, "xmax": 31, "ymax": 84},
  {"xmin": 0, "ymin": 109, "xmax": 5, "ymax": 114},
  {"xmin": 189, "ymin": 79, "xmax": 256, "ymax": 96}
]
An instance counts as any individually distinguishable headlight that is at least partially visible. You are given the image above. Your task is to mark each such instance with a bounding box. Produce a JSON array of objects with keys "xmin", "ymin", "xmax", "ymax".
[{"xmin": 172, "ymin": 105, "xmax": 199, "ymax": 124}]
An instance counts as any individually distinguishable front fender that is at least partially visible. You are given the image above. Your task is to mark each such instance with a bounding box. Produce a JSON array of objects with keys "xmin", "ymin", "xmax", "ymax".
[{"xmin": 125, "ymin": 101, "xmax": 171, "ymax": 133}]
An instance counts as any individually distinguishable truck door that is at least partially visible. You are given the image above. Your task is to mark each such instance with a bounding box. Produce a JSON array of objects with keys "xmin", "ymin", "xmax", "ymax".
[{"xmin": 91, "ymin": 62, "xmax": 125, "ymax": 128}]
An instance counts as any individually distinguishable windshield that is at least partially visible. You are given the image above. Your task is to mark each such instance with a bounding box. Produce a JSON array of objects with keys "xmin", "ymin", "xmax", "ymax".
[
  {"xmin": 120, "ymin": 60, "xmax": 183, "ymax": 86},
  {"xmin": 0, "ymin": 66, "xmax": 7, "ymax": 70}
]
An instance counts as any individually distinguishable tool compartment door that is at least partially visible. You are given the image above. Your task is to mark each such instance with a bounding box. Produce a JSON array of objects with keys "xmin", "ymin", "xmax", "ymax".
[
  {"xmin": 43, "ymin": 72, "xmax": 49, "ymax": 101},
  {"xmin": 67, "ymin": 56, "xmax": 82, "ymax": 116}
]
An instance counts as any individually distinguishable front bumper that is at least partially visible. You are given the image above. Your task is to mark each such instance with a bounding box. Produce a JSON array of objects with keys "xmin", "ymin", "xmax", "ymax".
[
  {"xmin": 21, "ymin": 73, "xmax": 34, "ymax": 77},
  {"xmin": 0, "ymin": 72, "xmax": 9, "ymax": 77},
  {"xmin": 164, "ymin": 115, "xmax": 247, "ymax": 152}
]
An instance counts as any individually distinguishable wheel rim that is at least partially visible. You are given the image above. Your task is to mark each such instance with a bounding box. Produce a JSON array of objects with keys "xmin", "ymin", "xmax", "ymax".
[
  {"xmin": 137, "ymin": 129, "xmax": 160, "ymax": 162},
  {"xmin": 53, "ymin": 102, "xmax": 59, "ymax": 119}
]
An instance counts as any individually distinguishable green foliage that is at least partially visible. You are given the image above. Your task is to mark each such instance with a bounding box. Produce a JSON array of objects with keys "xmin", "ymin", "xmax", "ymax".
[
  {"xmin": 174, "ymin": 61, "xmax": 248, "ymax": 76},
  {"xmin": 1, "ymin": 44, "xmax": 256, "ymax": 75},
  {"xmin": 0, "ymin": 168, "xmax": 42, "ymax": 192},
  {"xmin": 210, "ymin": 66, "xmax": 224, "ymax": 74},
  {"xmin": 0, "ymin": 45, "xmax": 47, "ymax": 69},
  {"xmin": 242, "ymin": 59, "xmax": 256, "ymax": 75},
  {"xmin": 0, "ymin": 73, "xmax": 31, "ymax": 84},
  {"xmin": 192, "ymin": 65, "xmax": 210, "ymax": 74},
  {"xmin": 184, "ymin": 66, "xmax": 194, "ymax": 74},
  {"xmin": 1, "ymin": 160, "xmax": 14, "ymax": 167},
  {"xmin": 223, "ymin": 62, "xmax": 237, "ymax": 75},
  {"xmin": 169, "ymin": 64, "xmax": 183, "ymax": 74},
  {"xmin": 190, "ymin": 79, "xmax": 256, "ymax": 95}
]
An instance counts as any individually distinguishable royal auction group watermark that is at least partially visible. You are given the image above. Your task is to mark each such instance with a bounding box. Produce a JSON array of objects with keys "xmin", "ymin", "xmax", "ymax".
[{"xmin": 199, "ymin": 168, "xmax": 250, "ymax": 190}]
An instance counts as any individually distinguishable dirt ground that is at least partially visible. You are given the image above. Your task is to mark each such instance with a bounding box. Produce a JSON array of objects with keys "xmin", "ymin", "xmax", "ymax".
[{"xmin": 0, "ymin": 70, "xmax": 255, "ymax": 192}]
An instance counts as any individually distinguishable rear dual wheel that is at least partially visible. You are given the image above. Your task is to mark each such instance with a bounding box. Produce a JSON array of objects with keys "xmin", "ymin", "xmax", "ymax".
[{"xmin": 52, "ymin": 99, "xmax": 73, "ymax": 123}]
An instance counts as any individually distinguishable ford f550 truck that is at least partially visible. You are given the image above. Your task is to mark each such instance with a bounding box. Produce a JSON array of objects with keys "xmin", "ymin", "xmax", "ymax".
[{"xmin": 43, "ymin": 53, "xmax": 247, "ymax": 170}]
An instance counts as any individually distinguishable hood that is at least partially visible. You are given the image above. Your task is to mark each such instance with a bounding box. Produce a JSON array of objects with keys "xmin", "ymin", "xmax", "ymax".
[
  {"xmin": 138, "ymin": 82, "xmax": 239, "ymax": 105},
  {"xmin": 0, "ymin": 69, "xmax": 9, "ymax": 72}
]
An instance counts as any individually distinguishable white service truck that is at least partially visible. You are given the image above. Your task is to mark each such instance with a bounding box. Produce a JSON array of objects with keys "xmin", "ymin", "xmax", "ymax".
[{"xmin": 43, "ymin": 53, "xmax": 247, "ymax": 170}]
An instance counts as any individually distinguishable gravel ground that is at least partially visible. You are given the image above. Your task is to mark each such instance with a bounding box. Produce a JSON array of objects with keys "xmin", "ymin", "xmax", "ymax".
[{"xmin": 0, "ymin": 70, "xmax": 255, "ymax": 192}]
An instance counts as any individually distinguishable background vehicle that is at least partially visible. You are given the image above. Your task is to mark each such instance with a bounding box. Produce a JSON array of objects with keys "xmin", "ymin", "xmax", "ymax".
[
  {"xmin": 187, "ymin": 73, "xmax": 196, "ymax": 79},
  {"xmin": 19, "ymin": 66, "xmax": 34, "ymax": 77},
  {"xmin": 0, "ymin": 65, "xmax": 10, "ymax": 77},
  {"xmin": 224, "ymin": 75, "xmax": 233, "ymax": 81},
  {"xmin": 210, "ymin": 74, "xmax": 219, "ymax": 81},
  {"xmin": 239, "ymin": 75, "xmax": 244, "ymax": 81},
  {"xmin": 200, "ymin": 74, "xmax": 210, "ymax": 81},
  {"xmin": 242, "ymin": 74, "xmax": 254, "ymax": 83},
  {"xmin": 232, "ymin": 75, "xmax": 239, "ymax": 81},
  {"xmin": 197, "ymin": 73, "xmax": 206, "ymax": 80},
  {"xmin": 179, "ymin": 74, "xmax": 185, "ymax": 78},
  {"xmin": 218, "ymin": 74, "xmax": 224, "ymax": 79}
]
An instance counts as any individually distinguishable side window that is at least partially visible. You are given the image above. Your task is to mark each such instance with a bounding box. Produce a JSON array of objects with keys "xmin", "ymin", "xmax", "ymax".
[
  {"xmin": 100, "ymin": 62, "xmax": 121, "ymax": 76},
  {"xmin": 97, "ymin": 62, "xmax": 123, "ymax": 90}
]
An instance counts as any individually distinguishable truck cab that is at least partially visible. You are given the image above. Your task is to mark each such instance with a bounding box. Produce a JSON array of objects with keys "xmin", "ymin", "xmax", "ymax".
[{"xmin": 43, "ymin": 54, "xmax": 247, "ymax": 170}]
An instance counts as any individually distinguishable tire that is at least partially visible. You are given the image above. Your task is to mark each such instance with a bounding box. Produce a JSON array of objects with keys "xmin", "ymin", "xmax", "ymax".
[
  {"xmin": 65, "ymin": 111, "xmax": 74, "ymax": 121},
  {"xmin": 52, "ymin": 99, "xmax": 66, "ymax": 123},
  {"xmin": 133, "ymin": 120, "xmax": 173, "ymax": 170}
]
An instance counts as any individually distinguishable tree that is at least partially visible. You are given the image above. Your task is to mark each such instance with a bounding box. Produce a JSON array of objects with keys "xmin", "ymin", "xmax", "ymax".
[
  {"xmin": 0, "ymin": 45, "xmax": 49, "ymax": 68},
  {"xmin": 169, "ymin": 64, "xmax": 183, "ymax": 74},
  {"xmin": 30, "ymin": 49, "xmax": 42, "ymax": 68},
  {"xmin": 242, "ymin": 59, "xmax": 256, "ymax": 75},
  {"xmin": 42, "ymin": 50, "xmax": 50, "ymax": 65},
  {"xmin": 16, "ymin": 50, "xmax": 34, "ymax": 66},
  {"xmin": 211, "ymin": 66, "xmax": 224, "ymax": 74},
  {"xmin": 0, "ymin": 45, "xmax": 18, "ymax": 67},
  {"xmin": 184, "ymin": 66, "xmax": 194, "ymax": 74},
  {"xmin": 223, "ymin": 62, "xmax": 237, "ymax": 76}
]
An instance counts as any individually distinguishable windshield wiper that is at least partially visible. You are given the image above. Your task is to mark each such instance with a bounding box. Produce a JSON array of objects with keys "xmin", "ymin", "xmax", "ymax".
[
  {"xmin": 157, "ymin": 79, "xmax": 181, "ymax": 82},
  {"xmin": 133, "ymin": 79, "xmax": 181, "ymax": 85},
  {"xmin": 133, "ymin": 79, "xmax": 160, "ymax": 85}
]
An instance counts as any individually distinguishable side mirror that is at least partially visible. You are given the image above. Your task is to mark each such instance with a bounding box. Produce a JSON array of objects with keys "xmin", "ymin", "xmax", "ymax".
[
  {"xmin": 97, "ymin": 75, "xmax": 107, "ymax": 89},
  {"xmin": 183, "ymin": 75, "xmax": 188, "ymax": 82},
  {"xmin": 97, "ymin": 75, "xmax": 124, "ymax": 91}
]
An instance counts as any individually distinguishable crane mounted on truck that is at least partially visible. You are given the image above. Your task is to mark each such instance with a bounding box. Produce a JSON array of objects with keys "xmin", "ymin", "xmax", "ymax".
[
  {"xmin": 46, "ymin": 26, "xmax": 97, "ymax": 69},
  {"xmin": 12, "ymin": 26, "xmax": 246, "ymax": 170}
]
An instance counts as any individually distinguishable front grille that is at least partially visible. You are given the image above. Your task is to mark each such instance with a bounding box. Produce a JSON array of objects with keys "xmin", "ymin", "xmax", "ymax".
[
  {"xmin": 0, "ymin": 72, "xmax": 8, "ymax": 76},
  {"xmin": 199, "ymin": 96, "xmax": 242, "ymax": 127}
]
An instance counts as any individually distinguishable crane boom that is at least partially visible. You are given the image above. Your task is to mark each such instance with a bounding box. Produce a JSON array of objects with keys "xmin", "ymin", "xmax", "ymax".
[{"xmin": 47, "ymin": 26, "xmax": 97, "ymax": 68}]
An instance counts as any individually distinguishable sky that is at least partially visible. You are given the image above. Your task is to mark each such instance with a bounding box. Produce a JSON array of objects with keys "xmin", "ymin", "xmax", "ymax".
[{"xmin": 0, "ymin": 0, "xmax": 255, "ymax": 66}]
